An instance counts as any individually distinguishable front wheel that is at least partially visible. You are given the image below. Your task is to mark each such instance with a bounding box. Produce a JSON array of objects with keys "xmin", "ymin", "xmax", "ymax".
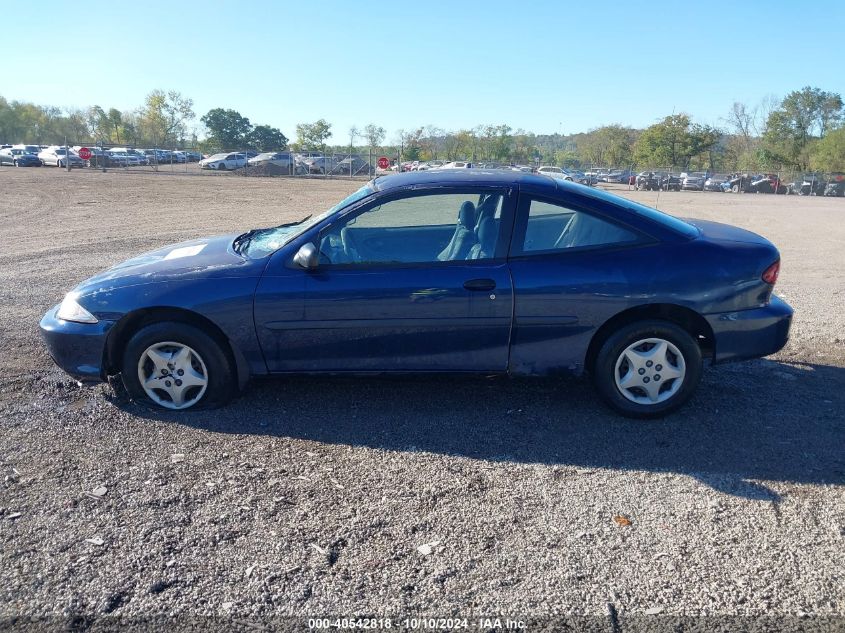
[
  {"xmin": 218, "ymin": 163, "xmax": 227, "ymax": 171},
  {"xmin": 121, "ymin": 322, "xmax": 235, "ymax": 410},
  {"xmin": 592, "ymin": 320, "xmax": 702, "ymax": 419}
]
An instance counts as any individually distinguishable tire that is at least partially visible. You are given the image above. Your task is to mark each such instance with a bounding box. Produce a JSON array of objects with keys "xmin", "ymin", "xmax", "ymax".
[
  {"xmin": 57, "ymin": 160, "xmax": 64, "ymax": 168},
  {"xmin": 731, "ymin": 184, "xmax": 739, "ymax": 193},
  {"xmin": 592, "ymin": 319, "xmax": 703, "ymax": 419},
  {"xmin": 121, "ymin": 321, "xmax": 235, "ymax": 411},
  {"xmin": 218, "ymin": 163, "xmax": 227, "ymax": 171},
  {"xmin": 13, "ymin": 160, "xmax": 18, "ymax": 167}
]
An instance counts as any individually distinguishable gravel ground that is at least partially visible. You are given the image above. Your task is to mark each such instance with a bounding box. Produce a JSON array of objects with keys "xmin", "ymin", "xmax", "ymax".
[{"xmin": 0, "ymin": 168, "xmax": 843, "ymax": 628}]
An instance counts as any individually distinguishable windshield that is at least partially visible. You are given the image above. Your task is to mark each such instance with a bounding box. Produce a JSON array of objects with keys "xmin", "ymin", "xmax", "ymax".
[{"xmin": 242, "ymin": 183, "xmax": 375, "ymax": 257}]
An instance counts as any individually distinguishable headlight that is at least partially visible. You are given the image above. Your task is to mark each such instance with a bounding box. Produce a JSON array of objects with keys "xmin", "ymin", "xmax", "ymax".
[{"xmin": 56, "ymin": 294, "xmax": 98, "ymax": 324}]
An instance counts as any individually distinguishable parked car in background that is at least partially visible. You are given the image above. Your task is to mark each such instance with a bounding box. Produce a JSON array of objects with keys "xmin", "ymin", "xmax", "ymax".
[
  {"xmin": 585, "ymin": 168, "xmax": 609, "ymax": 182},
  {"xmin": 440, "ymin": 161, "xmax": 474, "ymax": 169},
  {"xmin": 302, "ymin": 155, "xmax": 340, "ymax": 174},
  {"xmin": 605, "ymin": 169, "xmax": 633, "ymax": 183},
  {"xmin": 199, "ymin": 152, "xmax": 247, "ymax": 170},
  {"xmin": 539, "ymin": 167, "xmax": 594, "ymax": 186},
  {"xmin": 38, "ymin": 147, "xmax": 84, "ymax": 168},
  {"xmin": 724, "ymin": 173, "xmax": 785, "ymax": 194},
  {"xmin": 681, "ymin": 172, "xmax": 708, "ymax": 191},
  {"xmin": 704, "ymin": 174, "xmax": 728, "ymax": 191},
  {"xmin": 568, "ymin": 170, "xmax": 596, "ymax": 186},
  {"xmin": 537, "ymin": 166, "xmax": 566, "ymax": 178},
  {"xmin": 40, "ymin": 170, "xmax": 792, "ymax": 419},
  {"xmin": 660, "ymin": 173, "xmax": 683, "ymax": 191},
  {"xmin": 13, "ymin": 144, "xmax": 42, "ymax": 156},
  {"xmin": 0, "ymin": 147, "xmax": 42, "ymax": 166},
  {"xmin": 824, "ymin": 172, "xmax": 845, "ymax": 197},
  {"xmin": 248, "ymin": 152, "xmax": 296, "ymax": 169},
  {"xmin": 787, "ymin": 173, "xmax": 826, "ymax": 195},
  {"xmin": 331, "ymin": 156, "xmax": 371, "ymax": 176},
  {"xmin": 635, "ymin": 171, "xmax": 661, "ymax": 191},
  {"xmin": 109, "ymin": 148, "xmax": 148, "ymax": 166}
]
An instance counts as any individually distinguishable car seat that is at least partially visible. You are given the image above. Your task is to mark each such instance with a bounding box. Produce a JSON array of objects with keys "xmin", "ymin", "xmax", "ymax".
[
  {"xmin": 466, "ymin": 216, "xmax": 496, "ymax": 260},
  {"xmin": 437, "ymin": 201, "xmax": 477, "ymax": 261}
]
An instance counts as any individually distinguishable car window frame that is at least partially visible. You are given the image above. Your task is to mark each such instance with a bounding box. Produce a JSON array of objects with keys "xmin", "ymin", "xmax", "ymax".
[
  {"xmin": 509, "ymin": 192, "xmax": 657, "ymax": 259},
  {"xmin": 297, "ymin": 185, "xmax": 518, "ymax": 271}
]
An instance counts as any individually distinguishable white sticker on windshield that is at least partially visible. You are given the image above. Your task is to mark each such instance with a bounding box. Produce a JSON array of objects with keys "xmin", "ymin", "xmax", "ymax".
[{"xmin": 163, "ymin": 244, "xmax": 206, "ymax": 260}]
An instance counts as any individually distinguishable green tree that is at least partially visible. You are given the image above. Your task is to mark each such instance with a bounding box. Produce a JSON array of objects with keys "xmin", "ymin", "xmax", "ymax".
[
  {"xmin": 248, "ymin": 124, "xmax": 288, "ymax": 152},
  {"xmin": 812, "ymin": 127, "xmax": 845, "ymax": 171},
  {"xmin": 139, "ymin": 90, "xmax": 195, "ymax": 146},
  {"xmin": 364, "ymin": 123, "xmax": 386, "ymax": 149},
  {"xmin": 578, "ymin": 124, "xmax": 635, "ymax": 167},
  {"xmin": 295, "ymin": 118, "xmax": 332, "ymax": 151},
  {"xmin": 633, "ymin": 114, "xmax": 719, "ymax": 170},
  {"xmin": 762, "ymin": 86, "xmax": 844, "ymax": 170},
  {"xmin": 200, "ymin": 108, "xmax": 252, "ymax": 150}
]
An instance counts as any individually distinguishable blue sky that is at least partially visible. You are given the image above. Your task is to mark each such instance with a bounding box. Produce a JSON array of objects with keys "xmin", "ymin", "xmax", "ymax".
[{"xmin": 3, "ymin": 1, "xmax": 843, "ymax": 143}]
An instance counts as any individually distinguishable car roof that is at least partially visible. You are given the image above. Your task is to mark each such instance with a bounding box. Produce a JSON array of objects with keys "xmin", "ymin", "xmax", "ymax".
[{"xmin": 373, "ymin": 168, "xmax": 560, "ymax": 192}]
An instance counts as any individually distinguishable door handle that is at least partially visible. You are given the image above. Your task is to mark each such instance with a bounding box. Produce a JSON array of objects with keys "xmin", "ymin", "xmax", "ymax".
[{"xmin": 463, "ymin": 278, "xmax": 496, "ymax": 291}]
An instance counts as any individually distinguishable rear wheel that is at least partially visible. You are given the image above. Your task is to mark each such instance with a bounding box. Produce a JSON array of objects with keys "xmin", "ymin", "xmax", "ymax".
[
  {"xmin": 592, "ymin": 320, "xmax": 702, "ymax": 419},
  {"xmin": 121, "ymin": 322, "xmax": 235, "ymax": 410}
]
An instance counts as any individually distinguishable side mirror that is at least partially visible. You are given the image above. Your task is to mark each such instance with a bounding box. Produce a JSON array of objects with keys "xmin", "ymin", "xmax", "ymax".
[{"xmin": 293, "ymin": 242, "xmax": 318, "ymax": 269}]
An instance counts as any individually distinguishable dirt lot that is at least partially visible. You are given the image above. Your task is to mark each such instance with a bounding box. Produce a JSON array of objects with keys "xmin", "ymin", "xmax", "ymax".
[{"xmin": 0, "ymin": 168, "xmax": 843, "ymax": 627}]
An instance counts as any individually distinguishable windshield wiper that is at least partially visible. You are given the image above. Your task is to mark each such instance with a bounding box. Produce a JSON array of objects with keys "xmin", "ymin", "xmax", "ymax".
[
  {"xmin": 232, "ymin": 229, "xmax": 260, "ymax": 254},
  {"xmin": 233, "ymin": 216, "xmax": 313, "ymax": 255},
  {"xmin": 274, "ymin": 214, "xmax": 311, "ymax": 229}
]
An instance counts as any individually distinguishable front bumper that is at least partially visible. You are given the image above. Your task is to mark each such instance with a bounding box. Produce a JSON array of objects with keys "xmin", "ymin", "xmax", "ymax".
[
  {"xmin": 39, "ymin": 305, "xmax": 114, "ymax": 383},
  {"xmin": 705, "ymin": 296, "xmax": 793, "ymax": 364}
]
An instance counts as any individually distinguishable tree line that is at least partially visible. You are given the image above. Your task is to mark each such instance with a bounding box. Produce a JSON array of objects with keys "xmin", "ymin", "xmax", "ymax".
[{"xmin": 1, "ymin": 86, "xmax": 842, "ymax": 172}]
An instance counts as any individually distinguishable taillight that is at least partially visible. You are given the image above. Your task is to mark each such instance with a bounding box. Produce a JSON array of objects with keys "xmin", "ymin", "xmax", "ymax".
[{"xmin": 762, "ymin": 260, "xmax": 780, "ymax": 285}]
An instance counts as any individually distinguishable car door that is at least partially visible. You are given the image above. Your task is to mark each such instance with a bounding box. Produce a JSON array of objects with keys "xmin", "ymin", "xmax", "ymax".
[
  {"xmin": 254, "ymin": 186, "xmax": 517, "ymax": 372},
  {"xmin": 506, "ymin": 192, "xmax": 657, "ymax": 375}
]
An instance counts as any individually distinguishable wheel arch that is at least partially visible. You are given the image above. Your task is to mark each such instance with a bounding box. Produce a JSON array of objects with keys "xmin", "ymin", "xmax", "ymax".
[
  {"xmin": 584, "ymin": 303, "xmax": 715, "ymax": 374},
  {"xmin": 103, "ymin": 306, "xmax": 250, "ymax": 389}
]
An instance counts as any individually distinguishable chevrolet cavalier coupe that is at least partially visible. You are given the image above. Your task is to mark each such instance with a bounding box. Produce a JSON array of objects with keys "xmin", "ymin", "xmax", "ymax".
[{"xmin": 40, "ymin": 170, "xmax": 792, "ymax": 418}]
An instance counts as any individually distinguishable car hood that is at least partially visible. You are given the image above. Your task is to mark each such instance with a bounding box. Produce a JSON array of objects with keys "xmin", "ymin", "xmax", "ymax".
[{"xmin": 74, "ymin": 233, "xmax": 266, "ymax": 294}]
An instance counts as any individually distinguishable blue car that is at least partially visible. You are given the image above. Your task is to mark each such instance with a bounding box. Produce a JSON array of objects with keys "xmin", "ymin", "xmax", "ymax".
[
  {"xmin": 40, "ymin": 170, "xmax": 792, "ymax": 418},
  {"xmin": 0, "ymin": 148, "xmax": 42, "ymax": 167}
]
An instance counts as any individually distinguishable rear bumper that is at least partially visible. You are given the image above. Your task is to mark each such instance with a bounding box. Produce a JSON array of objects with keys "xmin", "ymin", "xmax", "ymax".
[
  {"xmin": 705, "ymin": 296, "xmax": 793, "ymax": 364},
  {"xmin": 39, "ymin": 305, "xmax": 114, "ymax": 383}
]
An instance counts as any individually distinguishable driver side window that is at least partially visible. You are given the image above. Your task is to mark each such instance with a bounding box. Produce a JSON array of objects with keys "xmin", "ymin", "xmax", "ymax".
[{"xmin": 318, "ymin": 191, "xmax": 503, "ymax": 266}]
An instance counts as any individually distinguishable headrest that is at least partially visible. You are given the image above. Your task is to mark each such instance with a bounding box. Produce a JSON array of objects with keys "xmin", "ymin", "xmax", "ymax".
[{"xmin": 458, "ymin": 201, "xmax": 476, "ymax": 227}]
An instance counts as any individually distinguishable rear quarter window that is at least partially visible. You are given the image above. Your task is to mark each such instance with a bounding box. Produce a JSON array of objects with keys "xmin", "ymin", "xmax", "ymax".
[{"xmin": 582, "ymin": 187, "xmax": 700, "ymax": 238}]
